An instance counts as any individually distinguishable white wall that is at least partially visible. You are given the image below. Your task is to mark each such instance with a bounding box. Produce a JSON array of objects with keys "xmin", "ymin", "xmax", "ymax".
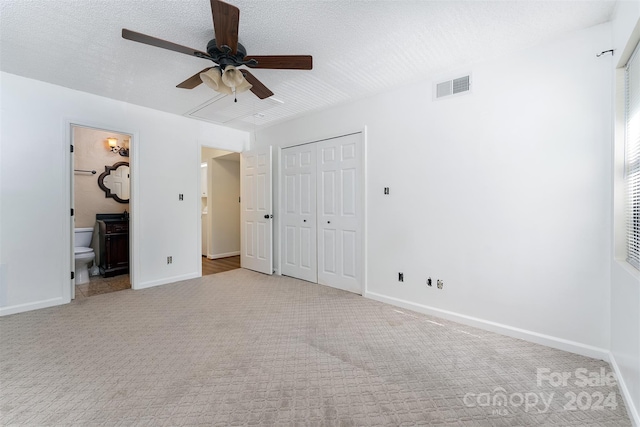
[
  {"xmin": 209, "ymin": 158, "xmax": 240, "ymax": 258},
  {"xmin": 610, "ymin": 2, "xmax": 640, "ymax": 425},
  {"xmin": 255, "ymin": 24, "xmax": 614, "ymax": 358},
  {"xmin": 0, "ymin": 72, "xmax": 249, "ymax": 315}
]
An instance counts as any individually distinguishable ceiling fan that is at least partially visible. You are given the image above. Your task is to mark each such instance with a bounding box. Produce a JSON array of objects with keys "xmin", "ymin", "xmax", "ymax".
[{"xmin": 122, "ymin": 0, "xmax": 312, "ymax": 101}]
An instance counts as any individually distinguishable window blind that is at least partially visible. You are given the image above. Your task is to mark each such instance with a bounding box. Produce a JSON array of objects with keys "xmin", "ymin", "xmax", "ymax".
[{"xmin": 626, "ymin": 42, "xmax": 640, "ymax": 270}]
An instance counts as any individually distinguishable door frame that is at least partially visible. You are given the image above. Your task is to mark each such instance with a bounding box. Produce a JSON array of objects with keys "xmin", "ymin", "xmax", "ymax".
[
  {"xmin": 198, "ymin": 145, "xmax": 242, "ymax": 276},
  {"xmin": 65, "ymin": 121, "xmax": 139, "ymax": 301},
  {"xmin": 276, "ymin": 127, "xmax": 368, "ymax": 294}
]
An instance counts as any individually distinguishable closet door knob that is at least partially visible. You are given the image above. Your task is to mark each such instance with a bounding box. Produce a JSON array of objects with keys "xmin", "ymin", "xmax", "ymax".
[
  {"xmin": 327, "ymin": 221, "xmax": 331, "ymax": 224},
  {"xmin": 303, "ymin": 219, "xmax": 307, "ymax": 222}
]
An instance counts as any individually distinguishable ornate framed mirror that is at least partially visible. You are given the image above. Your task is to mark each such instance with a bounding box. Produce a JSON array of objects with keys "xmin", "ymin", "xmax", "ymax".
[{"xmin": 98, "ymin": 161, "xmax": 130, "ymax": 203}]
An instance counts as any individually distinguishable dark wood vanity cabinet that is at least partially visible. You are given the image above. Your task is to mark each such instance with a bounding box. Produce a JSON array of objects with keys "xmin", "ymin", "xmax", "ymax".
[{"xmin": 98, "ymin": 220, "xmax": 129, "ymax": 277}]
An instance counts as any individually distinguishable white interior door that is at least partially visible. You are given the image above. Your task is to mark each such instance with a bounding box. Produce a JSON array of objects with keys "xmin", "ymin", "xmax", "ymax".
[
  {"xmin": 241, "ymin": 147, "xmax": 273, "ymax": 274},
  {"xmin": 70, "ymin": 131, "xmax": 76, "ymax": 300},
  {"xmin": 317, "ymin": 134, "xmax": 362, "ymax": 294},
  {"xmin": 281, "ymin": 144, "xmax": 317, "ymax": 283}
]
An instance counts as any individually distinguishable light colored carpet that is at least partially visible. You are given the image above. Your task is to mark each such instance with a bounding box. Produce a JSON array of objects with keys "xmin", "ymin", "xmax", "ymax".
[{"xmin": 0, "ymin": 269, "xmax": 631, "ymax": 426}]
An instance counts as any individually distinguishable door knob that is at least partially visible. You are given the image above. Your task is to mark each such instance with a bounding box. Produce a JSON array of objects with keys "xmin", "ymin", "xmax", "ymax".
[
  {"xmin": 303, "ymin": 219, "xmax": 307, "ymax": 222},
  {"xmin": 327, "ymin": 221, "xmax": 331, "ymax": 224},
  {"xmin": 264, "ymin": 214, "xmax": 273, "ymax": 219}
]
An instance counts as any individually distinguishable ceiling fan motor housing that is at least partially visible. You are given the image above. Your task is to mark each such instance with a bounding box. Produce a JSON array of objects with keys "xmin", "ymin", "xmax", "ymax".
[{"xmin": 207, "ymin": 39, "xmax": 248, "ymax": 69}]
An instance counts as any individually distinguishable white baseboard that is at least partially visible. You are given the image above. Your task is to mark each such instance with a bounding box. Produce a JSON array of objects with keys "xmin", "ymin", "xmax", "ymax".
[
  {"xmin": 0, "ymin": 297, "xmax": 67, "ymax": 316},
  {"xmin": 207, "ymin": 251, "xmax": 240, "ymax": 260},
  {"xmin": 135, "ymin": 272, "xmax": 200, "ymax": 290},
  {"xmin": 365, "ymin": 291, "xmax": 609, "ymax": 361},
  {"xmin": 608, "ymin": 351, "xmax": 640, "ymax": 426}
]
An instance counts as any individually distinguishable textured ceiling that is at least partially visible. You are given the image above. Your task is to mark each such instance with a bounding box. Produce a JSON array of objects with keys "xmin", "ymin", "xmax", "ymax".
[{"xmin": 0, "ymin": 0, "xmax": 616, "ymax": 132}]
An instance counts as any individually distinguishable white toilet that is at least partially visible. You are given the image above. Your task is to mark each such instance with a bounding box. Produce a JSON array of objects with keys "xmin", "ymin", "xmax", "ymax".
[{"xmin": 74, "ymin": 227, "xmax": 96, "ymax": 285}]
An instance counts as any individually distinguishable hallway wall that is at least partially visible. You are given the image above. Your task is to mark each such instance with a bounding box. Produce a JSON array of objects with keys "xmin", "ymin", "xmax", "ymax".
[{"xmin": 208, "ymin": 158, "xmax": 240, "ymax": 259}]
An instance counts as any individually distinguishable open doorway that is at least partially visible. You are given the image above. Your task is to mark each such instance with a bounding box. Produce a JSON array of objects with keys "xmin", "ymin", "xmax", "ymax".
[
  {"xmin": 72, "ymin": 125, "xmax": 132, "ymax": 298},
  {"xmin": 201, "ymin": 147, "xmax": 241, "ymax": 276}
]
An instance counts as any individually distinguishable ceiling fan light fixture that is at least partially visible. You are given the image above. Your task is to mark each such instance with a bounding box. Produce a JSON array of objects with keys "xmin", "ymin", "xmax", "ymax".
[
  {"xmin": 235, "ymin": 78, "xmax": 253, "ymax": 94},
  {"xmin": 221, "ymin": 65, "xmax": 244, "ymax": 88},
  {"xmin": 200, "ymin": 67, "xmax": 225, "ymax": 91}
]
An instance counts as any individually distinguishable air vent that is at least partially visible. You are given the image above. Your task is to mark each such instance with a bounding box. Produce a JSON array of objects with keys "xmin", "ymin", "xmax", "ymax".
[
  {"xmin": 436, "ymin": 81, "xmax": 452, "ymax": 98},
  {"xmin": 434, "ymin": 74, "xmax": 471, "ymax": 100}
]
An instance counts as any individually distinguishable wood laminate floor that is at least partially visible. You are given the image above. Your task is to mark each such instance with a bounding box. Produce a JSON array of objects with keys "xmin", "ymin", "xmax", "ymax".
[{"xmin": 202, "ymin": 255, "xmax": 241, "ymax": 276}]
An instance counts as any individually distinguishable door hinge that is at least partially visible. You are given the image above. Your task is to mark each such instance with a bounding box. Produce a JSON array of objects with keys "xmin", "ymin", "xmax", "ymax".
[
  {"xmin": 71, "ymin": 208, "xmax": 74, "ymax": 216},
  {"xmin": 70, "ymin": 144, "xmax": 74, "ymax": 153},
  {"xmin": 71, "ymin": 271, "xmax": 75, "ymax": 280}
]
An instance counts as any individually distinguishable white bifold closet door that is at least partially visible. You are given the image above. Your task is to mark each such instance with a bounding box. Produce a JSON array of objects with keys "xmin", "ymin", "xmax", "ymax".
[
  {"xmin": 281, "ymin": 144, "xmax": 317, "ymax": 283},
  {"xmin": 281, "ymin": 133, "xmax": 362, "ymax": 294},
  {"xmin": 317, "ymin": 134, "xmax": 362, "ymax": 294}
]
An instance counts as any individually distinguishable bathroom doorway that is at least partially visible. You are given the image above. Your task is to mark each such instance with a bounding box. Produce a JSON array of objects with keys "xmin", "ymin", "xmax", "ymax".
[
  {"xmin": 200, "ymin": 146, "xmax": 241, "ymax": 276},
  {"xmin": 71, "ymin": 125, "xmax": 133, "ymax": 298}
]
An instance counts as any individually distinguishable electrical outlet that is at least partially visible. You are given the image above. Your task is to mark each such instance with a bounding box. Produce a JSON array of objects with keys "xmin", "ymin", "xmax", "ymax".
[
  {"xmin": 178, "ymin": 194, "xmax": 184, "ymax": 201},
  {"xmin": 437, "ymin": 279, "xmax": 443, "ymax": 289},
  {"xmin": 167, "ymin": 256, "xmax": 173, "ymax": 264},
  {"xmin": 384, "ymin": 187, "xmax": 390, "ymax": 195},
  {"xmin": 427, "ymin": 277, "xmax": 432, "ymax": 287},
  {"xmin": 398, "ymin": 272, "xmax": 404, "ymax": 282}
]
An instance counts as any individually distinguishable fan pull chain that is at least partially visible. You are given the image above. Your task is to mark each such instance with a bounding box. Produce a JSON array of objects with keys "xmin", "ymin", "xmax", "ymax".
[{"xmin": 234, "ymin": 87, "xmax": 237, "ymax": 103}]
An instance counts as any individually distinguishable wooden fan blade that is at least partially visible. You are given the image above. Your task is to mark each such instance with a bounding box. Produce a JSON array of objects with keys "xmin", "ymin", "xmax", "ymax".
[
  {"xmin": 241, "ymin": 70, "xmax": 274, "ymax": 99},
  {"xmin": 210, "ymin": 0, "xmax": 239, "ymax": 54},
  {"xmin": 244, "ymin": 55, "xmax": 312, "ymax": 70},
  {"xmin": 122, "ymin": 29, "xmax": 211, "ymax": 59},
  {"xmin": 176, "ymin": 68, "xmax": 213, "ymax": 89}
]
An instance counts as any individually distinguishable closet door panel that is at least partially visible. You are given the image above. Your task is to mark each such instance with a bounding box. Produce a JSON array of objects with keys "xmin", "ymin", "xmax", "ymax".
[
  {"xmin": 285, "ymin": 226, "xmax": 296, "ymax": 265},
  {"xmin": 280, "ymin": 145, "xmax": 317, "ymax": 283},
  {"xmin": 317, "ymin": 133, "xmax": 362, "ymax": 294},
  {"xmin": 322, "ymin": 229, "xmax": 337, "ymax": 274},
  {"xmin": 300, "ymin": 227, "xmax": 312, "ymax": 269},
  {"xmin": 342, "ymin": 230, "xmax": 356, "ymax": 278},
  {"xmin": 322, "ymin": 170, "xmax": 337, "ymax": 215},
  {"xmin": 342, "ymin": 168, "xmax": 356, "ymax": 216}
]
